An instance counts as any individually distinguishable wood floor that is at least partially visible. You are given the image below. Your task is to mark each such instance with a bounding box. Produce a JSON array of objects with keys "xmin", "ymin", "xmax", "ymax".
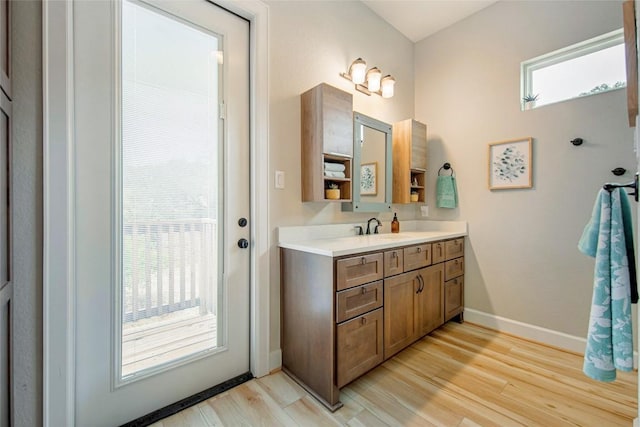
[{"xmin": 150, "ymin": 322, "xmax": 637, "ymax": 426}]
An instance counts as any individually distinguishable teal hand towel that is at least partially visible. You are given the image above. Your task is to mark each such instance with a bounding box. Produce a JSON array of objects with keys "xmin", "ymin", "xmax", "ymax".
[
  {"xmin": 436, "ymin": 176, "xmax": 458, "ymax": 208},
  {"xmin": 579, "ymin": 188, "xmax": 634, "ymax": 382}
]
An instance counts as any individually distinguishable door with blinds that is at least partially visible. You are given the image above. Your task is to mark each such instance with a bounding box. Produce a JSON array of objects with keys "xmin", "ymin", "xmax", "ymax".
[{"xmin": 73, "ymin": 1, "xmax": 250, "ymax": 425}]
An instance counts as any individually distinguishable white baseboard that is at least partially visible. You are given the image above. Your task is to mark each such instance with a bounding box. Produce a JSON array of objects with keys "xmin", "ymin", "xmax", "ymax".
[
  {"xmin": 464, "ymin": 309, "xmax": 587, "ymax": 354},
  {"xmin": 268, "ymin": 349, "xmax": 282, "ymax": 373}
]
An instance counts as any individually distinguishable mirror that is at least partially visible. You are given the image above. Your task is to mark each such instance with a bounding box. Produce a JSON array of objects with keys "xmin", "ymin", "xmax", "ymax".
[{"xmin": 343, "ymin": 112, "xmax": 392, "ymax": 212}]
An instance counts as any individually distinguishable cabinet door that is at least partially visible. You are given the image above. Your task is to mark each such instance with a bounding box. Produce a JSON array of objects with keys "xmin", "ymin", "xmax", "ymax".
[
  {"xmin": 336, "ymin": 308, "xmax": 383, "ymax": 388},
  {"xmin": 445, "ymin": 276, "xmax": 464, "ymax": 322},
  {"xmin": 416, "ymin": 264, "xmax": 444, "ymax": 337},
  {"xmin": 403, "ymin": 243, "xmax": 431, "ymax": 271},
  {"xmin": 410, "ymin": 120, "xmax": 427, "ymax": 170},
  {"xmin": 384, "ymin": 271, "xmax": 419, "ymax": 359}
]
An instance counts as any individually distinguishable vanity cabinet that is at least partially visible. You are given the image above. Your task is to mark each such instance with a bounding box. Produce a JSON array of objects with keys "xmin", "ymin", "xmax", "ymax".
[
  {"xmin": 281, "ymin": 236, "xmax": 464, "ymax": 411},
  {"xmin": 301, "ymin": 83, "xmax": 353, "ymax": 202},
  {"xmin": 392, "ymin": 119, "xmax": 427, "ymax": 204}
]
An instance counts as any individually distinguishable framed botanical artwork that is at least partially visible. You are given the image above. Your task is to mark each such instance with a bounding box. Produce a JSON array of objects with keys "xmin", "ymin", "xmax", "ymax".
[
  {"xmin": 360, "ymin": 162, "xmax": 378, "ymax": 196},
  {"xmin": 488, "ymin": 137, "xmax": 533, "ymax": 190}
]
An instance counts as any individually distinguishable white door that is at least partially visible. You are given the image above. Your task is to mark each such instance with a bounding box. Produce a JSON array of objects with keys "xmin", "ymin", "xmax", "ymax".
[{"xmin": 74, "ymin": 1, "xmax": 250, "ymax": 425}]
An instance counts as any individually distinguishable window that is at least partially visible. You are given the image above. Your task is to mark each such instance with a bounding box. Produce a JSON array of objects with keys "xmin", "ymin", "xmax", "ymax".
[{"xmin": 521, "ymin": 29, "xmax": 626, "ymax": 110}]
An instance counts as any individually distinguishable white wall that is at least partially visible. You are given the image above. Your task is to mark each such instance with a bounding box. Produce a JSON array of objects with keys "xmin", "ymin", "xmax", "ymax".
[
  {"xmin": 267, "ymin": 0, "xmax": 417, "ymax": 358},
  {"xmin": 414, "ymin": 0, "xmax": 637, "ymax": 339}
]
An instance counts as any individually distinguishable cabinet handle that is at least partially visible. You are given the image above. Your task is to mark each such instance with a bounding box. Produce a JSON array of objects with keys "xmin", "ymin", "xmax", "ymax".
[
  {"xmin": 361, "ymin": 287, "xmax": 367, "ymax": 295},
  {"xmin": 417, "ymin": 247, "xmax": 422, "ymax": 253},
  {"xmin": 361, "ymin": 317, "xmax": 367, "ymax": 325},
  {"xmin": 416, "ymin": 274, "xmax": 424, "ymax": 293},
  {"xmin": 361, "ymin": 257, "xmax": 366, "ymax": 265},
  {"xmin": 392, "ymin": 251, "xmax": 397, "ymax": 258}
]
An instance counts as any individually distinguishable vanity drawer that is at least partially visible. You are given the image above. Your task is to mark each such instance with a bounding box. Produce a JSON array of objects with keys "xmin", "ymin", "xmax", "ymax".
[
  {"xmin": 445, "ymin": 238, "xmax": 464, "ymax": 261},
  {"xmin": 403, "ymin": 244, "xmax": 431, "ymax": 271},
  {"xmin": 336, "ymin": 308, "xmax": 384, "ymax": 388},
  {"xmin": 384, "ymin": 249, "xmax": 404, "ymax": 277},
  {"xmin": 445, "ymin": 257, "xmax": 464, "ymax": 280},
  {"xmin": 445, "ymin": 276, "xmax": 464, "ymax": 321},
  {"xmin": 432, "ymin": 241, "xmax": 445, "ymax": 264},
  {"xmin": 336, "ymin": 281, "xmax": 383, "ymax": 323},
  {"xmin": 336, "ymin": 253, "xmax": 384, "ymax": 291}
]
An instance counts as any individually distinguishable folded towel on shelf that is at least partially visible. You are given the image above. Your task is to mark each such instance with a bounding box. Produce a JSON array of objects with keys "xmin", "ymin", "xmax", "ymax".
[
  {"xmin": 579, "ymin": 188, "xmax": 635, "ymax": 382},
  {"xmin": 324, "ymin": 162, "xmax": 346, "ymax": 172},
  {"xmin": 436, "ymin": 175, "xmax": 458, "ymax": 208},
  {"xmin": 324, "ymin": 171, "xmax": 346, "ymax": 178}
]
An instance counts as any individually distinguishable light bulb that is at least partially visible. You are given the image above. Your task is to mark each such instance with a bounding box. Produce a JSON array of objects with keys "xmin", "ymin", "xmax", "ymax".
[
  {"xmin": 366, "ymin": 67, "xmax": 382, "ymax": 92},
  {"xmin": 349, "ymin": 58, "xmax": 367, "ymax": 85},
  {"xmin": 381, "ymin": 75, "xmax": 396, "ymax": 98}
]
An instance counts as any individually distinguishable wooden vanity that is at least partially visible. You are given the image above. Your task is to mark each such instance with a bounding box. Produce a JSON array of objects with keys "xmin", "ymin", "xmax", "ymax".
[{"xmin": 280, "ymin": 231, "xmax": 465, "ymax": 411}]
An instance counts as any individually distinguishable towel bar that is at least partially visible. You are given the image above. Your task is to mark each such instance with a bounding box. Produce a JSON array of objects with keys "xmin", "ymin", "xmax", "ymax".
[{"xmin": 603, "ymin": 172, "xmax": 639, "ymax": 202}]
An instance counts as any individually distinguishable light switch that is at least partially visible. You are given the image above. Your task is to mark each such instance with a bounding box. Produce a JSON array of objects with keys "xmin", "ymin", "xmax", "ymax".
[
  {"xmin": 420, "ymin": 205, "xmax": 429, "ymax": 217},
  {"xmin": 275, "ymin": 170, "xmax": 285, "ymax": 189}
]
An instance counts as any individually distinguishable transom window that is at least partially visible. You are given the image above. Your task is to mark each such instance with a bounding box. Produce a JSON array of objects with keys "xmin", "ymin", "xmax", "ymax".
[{"xmin": 521, "ymin": 29, "xmax": 626, "ymax": 110}]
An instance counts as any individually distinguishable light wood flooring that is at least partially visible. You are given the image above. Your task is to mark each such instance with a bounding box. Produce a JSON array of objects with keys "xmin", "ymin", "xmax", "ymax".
[{"xmin": 151, "ymin": 322, "xmax": 637, "ymax": 426}]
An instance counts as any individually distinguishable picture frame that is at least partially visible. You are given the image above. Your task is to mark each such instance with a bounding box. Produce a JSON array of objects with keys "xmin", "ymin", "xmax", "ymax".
[
  {"xmin": 360, "ymin": 162, "xmax": 378, "ymax": 196},
  {"xmin": 488, "ymin": 137, "xmax": 533, "ymax": 190}
]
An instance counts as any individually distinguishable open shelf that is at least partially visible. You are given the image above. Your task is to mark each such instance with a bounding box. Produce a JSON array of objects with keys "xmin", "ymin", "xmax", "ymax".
[
  {"xmin": 323, "ymin": 155, "xmax": 352, "ymax": 202},
  {"xmin": 409, "ymin": 169, "xmax": 426, "ymax": 203}
]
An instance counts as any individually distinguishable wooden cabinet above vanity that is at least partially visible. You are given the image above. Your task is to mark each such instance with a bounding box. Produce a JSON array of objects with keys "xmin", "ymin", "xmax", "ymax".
[
  {"xmin": 392, "ymin": 118, "xmax": 427, "ymax": 204},
  {"xmin": 280, "ymin": 229, "xmax": 466, "ymax": 411},
  {"xmin": 301, "ymin": 83, "xmax": 353, "ymax": 202}
]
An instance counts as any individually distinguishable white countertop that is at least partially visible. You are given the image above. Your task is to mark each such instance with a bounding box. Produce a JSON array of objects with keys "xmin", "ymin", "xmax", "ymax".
[{"xmin": 278, "ymin": 221, "xmax": 467, "ymax": 257}]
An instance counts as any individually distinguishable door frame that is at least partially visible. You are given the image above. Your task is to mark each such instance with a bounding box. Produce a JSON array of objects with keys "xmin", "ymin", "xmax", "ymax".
[{"xmin": 42, "ymin": 1, "xmax": 269, "ymax": 426}]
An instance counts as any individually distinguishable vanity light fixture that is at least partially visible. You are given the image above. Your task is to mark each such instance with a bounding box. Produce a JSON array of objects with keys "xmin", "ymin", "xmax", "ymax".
[{"xmin": 340, "ymin": 58, "xmax": 395, "ymax": 98}]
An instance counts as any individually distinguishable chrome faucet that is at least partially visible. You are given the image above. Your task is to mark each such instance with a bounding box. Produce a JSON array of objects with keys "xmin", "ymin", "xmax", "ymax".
[{"xmin": 366, "ymin": 217, "xmax": 382, "ymax": 235}]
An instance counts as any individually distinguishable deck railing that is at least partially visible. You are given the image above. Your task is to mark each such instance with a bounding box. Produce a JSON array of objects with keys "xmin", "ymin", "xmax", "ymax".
[{"xmin": 122, "ymin": 219, "xmax": 217, "ymax": 322}]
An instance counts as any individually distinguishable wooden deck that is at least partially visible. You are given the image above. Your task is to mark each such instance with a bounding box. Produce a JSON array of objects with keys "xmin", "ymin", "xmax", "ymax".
[
  {"xmin": 122, "ymin": 307, "xmax": 217, "ymax": 376},
  {"xmin": 151, "ymin": 322, "xmax": 637, "ymax": 426}
]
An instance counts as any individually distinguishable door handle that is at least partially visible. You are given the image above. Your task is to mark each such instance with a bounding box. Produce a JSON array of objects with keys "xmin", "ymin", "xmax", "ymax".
[{"xmin": 237, "ymin": 238, "xmax": 249, "ymax": 249}]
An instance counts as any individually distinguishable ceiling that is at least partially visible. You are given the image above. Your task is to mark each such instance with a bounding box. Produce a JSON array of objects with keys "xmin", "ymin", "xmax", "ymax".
[{"xmin": 361, "ymin": 0, "xmax": 498, "ymax": 43}]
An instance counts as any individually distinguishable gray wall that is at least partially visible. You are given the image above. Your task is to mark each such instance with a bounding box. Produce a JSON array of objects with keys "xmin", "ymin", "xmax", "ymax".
[
  {"xmin": 414, "ymin": 0, "xmax": 636, "ymax": 338},
  {"xmin": 12, "ymin": 1, "xmax": 43, "ymax": 425}
]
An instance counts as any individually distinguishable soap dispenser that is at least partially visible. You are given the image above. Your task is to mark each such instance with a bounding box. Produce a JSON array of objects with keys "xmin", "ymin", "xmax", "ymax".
[{"xmin": 391, "ymin": 213, "xmax": 400, "ymax": 233}]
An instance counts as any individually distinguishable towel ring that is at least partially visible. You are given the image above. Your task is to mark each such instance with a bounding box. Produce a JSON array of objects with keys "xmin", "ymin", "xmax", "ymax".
[{"xmin": 438, "ymin": 162, "xmax": 455, "ymax": 176}]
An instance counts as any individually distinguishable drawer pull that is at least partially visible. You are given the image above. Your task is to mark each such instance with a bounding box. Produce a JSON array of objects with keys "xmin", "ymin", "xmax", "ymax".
[
  {"xmin": 417, "ymin": 247, "xmax": 422, "ymax": 253},
  {"xmin": 361, "ymin": 287, "xmax": 367, "ymax": 295},
  {"xmin": 361, "ymin": 257, "xmax": 366, "ymax": 265},
  {"xmin": 392, "ymin": 251, "xmax": 397, "ymax": 258},
  {"xmin": 455, "ymin": 259, "xmax": 459, "ymax": 264},
  {"xmin": 361, "ymin": 317, "xmax": 367, "ymax": 325}
]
